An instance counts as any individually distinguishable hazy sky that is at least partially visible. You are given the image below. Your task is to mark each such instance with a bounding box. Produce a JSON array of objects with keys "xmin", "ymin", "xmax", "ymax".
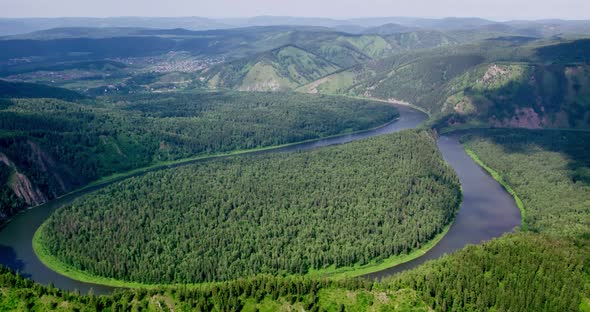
[{"xmin": 1, "ymin": 0, "xmax": 589, "ymax": 20}]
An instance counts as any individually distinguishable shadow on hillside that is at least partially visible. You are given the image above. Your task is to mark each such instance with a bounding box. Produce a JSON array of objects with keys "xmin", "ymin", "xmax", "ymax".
[
  {"xmin": 461, "ymin": 128, "xmax": 590, "ymax": 186},
  {"xmin": 535, "ymin": 39, "xmax": 590, "ymax": 64}
]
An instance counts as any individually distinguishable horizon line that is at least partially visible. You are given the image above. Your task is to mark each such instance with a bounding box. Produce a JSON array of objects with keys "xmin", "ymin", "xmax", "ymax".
[{"xmin": 1, "ymin": 15, "xmax": 589, "ymax": 23}]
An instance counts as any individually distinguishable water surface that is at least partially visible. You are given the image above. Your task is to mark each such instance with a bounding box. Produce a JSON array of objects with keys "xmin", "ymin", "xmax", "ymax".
[{"xmin": 0, "ymin": 105, "xmax": 520, "ymax": 294}]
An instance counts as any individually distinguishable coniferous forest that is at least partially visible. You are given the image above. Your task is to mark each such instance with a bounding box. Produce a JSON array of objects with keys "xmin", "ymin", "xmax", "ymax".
[
  {"xmin": 6, "ymin": 128, "xmax": 583, "ymax": 311},
  {"xmin": 0, "ymin": 92, "xmax": 397, "ymax": 222},
  {"xmin": 461, "ymin": 129, "xmax": 590, "ymax": 238},
  {"xmin": 1, "ymin": 15, "xmax": 590, "ymax": 312},
  {"xmin": 2, "ymin": 232, "xmax": 585, "ymax": 311},
  {"xmin": 38, "ymin": 130, "xmax": 461, "ymax": 284}
]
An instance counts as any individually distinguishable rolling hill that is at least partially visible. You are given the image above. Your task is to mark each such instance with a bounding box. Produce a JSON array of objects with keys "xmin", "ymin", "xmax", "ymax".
[
  {"xmin": 0, "ymin": 79, "xmax": 85, "ymax": 100},
  {"xmin": 199, "ymin": 30, "xmax": 463, "ymax": 91},
  {"xmin": 203, "ymin": 45, "xmax": 341, "ymax": 91},
  {"xmin": 300, "ymin": 38, "xmax": 590, "ymax": 130},
  {"xmin": 0, "ymin": 19, "xmax": 590, "ymax": 312}
]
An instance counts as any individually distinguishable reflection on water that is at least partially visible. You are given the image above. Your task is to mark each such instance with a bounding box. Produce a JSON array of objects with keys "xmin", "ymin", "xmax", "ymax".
[
  {"xmin": 363, "ymin": 134, "xmax": 521, "ymax": 279},
  {"xmin": 0, "ymin": 105, "xmax": 520, "ymax": 294}
]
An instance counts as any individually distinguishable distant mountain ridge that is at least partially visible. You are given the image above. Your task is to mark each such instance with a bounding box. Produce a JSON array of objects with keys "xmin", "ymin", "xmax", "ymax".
[
  {"xmin": 2, "ymin": 16, "xmax": 590, "ymax": 37},
  {"xmin": 199, "ymin": 30, "xmax": 460, "ymax": 90},
  {"xmin": 0, "ymin": 17, "xmax": 231, "ymax": 36}
]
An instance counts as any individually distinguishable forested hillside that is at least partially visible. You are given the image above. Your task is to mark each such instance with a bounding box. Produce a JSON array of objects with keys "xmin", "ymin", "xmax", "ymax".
[
  {"xmin": 38, "ymin": 130, "xmax": 461, "ymax": 284},
  {"xmin": 0, "ymin": 27, "xmax": 460, "ymax": 79},
  {"xmin": 461, "ymin": 129, "xmax": 590, "ymax": 238},
  {"xmin": 200, "ymin": 31, "xmax": 462, "ymax": 91},
  {"xmin": 387, "ymin": 232, "xmax": 587, "ymax": 312},
  {"xmin": 7, "ymin": 128, "xmax": 588, "ymax": 311},
  {"xmin": 203, "ymin": 45, "xmax": 341, "ymax": 91},
  {"xmin": 301, "ymin": 38, "xmax": 590, "ymax": 130},
  {"xmin": 0, "ymin": 91, "xmax": 397, "ymax": 224},
  {"xmin": 0, "ymin": 79, "xmax": 85, "ymax": 101},
  {"xmin": 3, "ymin": 233, "xmax": 584, "ymax": 311},
  {"xmin": 1, "ymin": 21, "xmax": 590, "ymax": 312}
]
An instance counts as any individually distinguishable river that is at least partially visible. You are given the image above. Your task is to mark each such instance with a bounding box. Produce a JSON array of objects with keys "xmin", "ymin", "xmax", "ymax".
[{"xmin": 0, "ymin": 105, "xmax": 521, "ymax": 294}]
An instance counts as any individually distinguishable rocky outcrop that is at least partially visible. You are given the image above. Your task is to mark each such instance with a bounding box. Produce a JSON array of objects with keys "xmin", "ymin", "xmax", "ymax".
[
  {"xmin": 0, "ymin": 152, "xmax": 47, "ymax": 207},
  {"xmin": 477, "ymin": 64, "xmax": 511, "ymax": 85},
  {"xmin": 0, "ymin": 139, "xmax": 86, "ymax": 224},
  {"xmin": 489, "ymin": 107, "xmax": 549, "ymax": 129},
  {"xmin": 11, "ymin": 172, "xmax": 46, "ymax": 206}
]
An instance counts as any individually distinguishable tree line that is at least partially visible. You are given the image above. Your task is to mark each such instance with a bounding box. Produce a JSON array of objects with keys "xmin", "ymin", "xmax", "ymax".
[
  {"xmin": 40, "ymin": 130, "xmax": 461, "ymax": 284},
  {"xmin": 2, "ymin": 232, "xmax": 584, "ymax": 311},
  {"xmin": 0, "ymin": 91, "xmax": 397, "ymax": 223}
]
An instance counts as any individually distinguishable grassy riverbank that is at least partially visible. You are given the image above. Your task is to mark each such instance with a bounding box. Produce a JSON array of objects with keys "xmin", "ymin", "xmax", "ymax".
[
  {"xmin": 33, "ymin": 220, "xmax": 455, "ymax": 289},
  {"xmin": 81, "ymin": 113, "xmax": 401, "ymax": 190},
  {"xmin": 32, "ymin": 129, "xmax": 460, "ymax": 289},
  {"xmin": 307, "ymin": 223, "xmax": 453, "ymax": 279},
  {"xmin": 464, "ymin": 148, "xmax": 527, "ymax": 230}
]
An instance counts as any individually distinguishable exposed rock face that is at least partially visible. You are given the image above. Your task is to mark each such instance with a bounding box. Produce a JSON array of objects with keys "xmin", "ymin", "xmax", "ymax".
[
  {"xmin": 11, "ymin": 172, "xmax": 46, "ymax": 206},
  {"xmin": 477, "ymin": 64, "xmax": 511, "ymax": 85},
  {"xmin": 26, "ymin": 140, "xmax": 70, "ymax": 196},
  {"xmin": 490, "ymin": 107, "xmax": 547, "ymax": 129},
  {"xmin": 0, "ymin": 152, "xmax": 47, "ymax": 207},
  {"xmin": 0, "ymin": 139, "xmax": 87, "ymax": 224}
]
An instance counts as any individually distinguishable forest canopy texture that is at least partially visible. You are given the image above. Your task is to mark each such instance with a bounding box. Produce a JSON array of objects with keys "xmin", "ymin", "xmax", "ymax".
[
  {"xmin": 38, "ymin": 130, "xmax": 461, "ymax": 284},
  {"xmin": 461, "ymin": 129, "xmax": 590, "ymax": 238},
  {"xmin": 0, "ymin": 92, "xmax": 398, "ymax": 223}
]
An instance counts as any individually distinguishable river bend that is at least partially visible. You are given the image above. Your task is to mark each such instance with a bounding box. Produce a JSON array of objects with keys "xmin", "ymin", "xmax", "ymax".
[{"xmin": 0, "ymin": 105, "xmax": 520, "ymax": 294}]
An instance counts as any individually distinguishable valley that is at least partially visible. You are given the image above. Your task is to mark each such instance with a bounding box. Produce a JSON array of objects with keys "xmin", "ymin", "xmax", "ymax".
[
  {"xmin": 0, "ymin": 104, "xmax": 522, "ymax": 298},
  {"xmin": 0, "ymin": 90, "xmax": 397, "ymax": 224},
  {"xmin": 0, "ymin": 14, "xmax": 589, "ymax": 312}
]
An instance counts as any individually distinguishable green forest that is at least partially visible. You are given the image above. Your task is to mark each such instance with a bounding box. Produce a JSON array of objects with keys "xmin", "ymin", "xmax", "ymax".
[
  {"xmin": 2, "ymin": 19, "xmax": 590, "ymax": 312},
  {"xmin": 2, "ymin": 232, "xmax": 585, "ymax": 311},
  {"xmin": 461, "ymin": 129, "xmax": 590, "ymax": 238},
  {"xmin": 38, "ymin": 130, "xmax": 461, "ymax": 284},
  {"xmin": 3, "ymin": 128, "xmax": 583, "ymax": 311},
  {"xmin": 0, "ymin": 91, "xmax": 397, "ymax": 223},
  {"xmin": 304, "ymin": 38, "xmax": 590, "ymax": 130}
]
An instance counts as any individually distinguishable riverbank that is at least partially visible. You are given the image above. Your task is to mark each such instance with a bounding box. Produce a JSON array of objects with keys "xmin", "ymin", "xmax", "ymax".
[
  {"xmin": 25, "ymin": 107, "xmax": 432, "ymax": 292},
  {"xmin": 464, "ymin": 148, "xmax": 527, "ymax": 230},
  {"xmin": 33, "ymin": 221, "xmax": 455, "ymax": 289},
  {"xmin": 0, "ymin": 110, "xmax": 402, "ymax": 231},
  {"xmin": 4, "ymin": 104, "xmax": 520, "ymax": 295},
  {"xmin": 32, "ymin": 121, "xmax": 460, "ymax": 290},
  {"xmin": 308, "ymin": 223, "xmax": 453, "ymax": 279}
]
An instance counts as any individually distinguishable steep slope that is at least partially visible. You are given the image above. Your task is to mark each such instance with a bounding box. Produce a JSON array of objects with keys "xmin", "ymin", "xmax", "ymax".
[
  {"xmin": 276, "ymin": 31, "xmax": 396, "ymax": 67},
  {"xmin": 433, "ymin": 62, "xmax": 590, "ymax": 129},
  {"xmin": 0, "ymin": 137, "xmax": 87, "ymax": 221},
  {"xmin": 304, "ymin": 38, "xmax": 590, "ymax": 130},
  {"xmin": 202, "ymin": 30, "xmax": 466, "ymax": 92},
  {"xmin": 353, "ymin": 54, "xmax": 487, "ymax": 111},
  {"xmin": 0, "ymin": 90, "xmax": 398, "ymax": 224}
]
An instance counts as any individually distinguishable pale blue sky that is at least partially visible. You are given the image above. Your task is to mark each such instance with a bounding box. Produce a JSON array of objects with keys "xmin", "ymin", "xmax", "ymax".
[{"xmin": 1, "ymin": 0, "xmax": 588, "ymax": 20}]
